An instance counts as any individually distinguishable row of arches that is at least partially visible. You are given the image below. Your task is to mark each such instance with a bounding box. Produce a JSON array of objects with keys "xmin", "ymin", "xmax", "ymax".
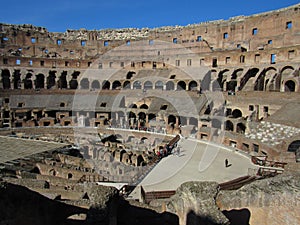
[
  {"xmin": 212, "ymin": 66, "xmax": 299, "ymax": 92},
  {"xmin": 81, "ymin": 79, "xmax": 199, "ymax": 91}
]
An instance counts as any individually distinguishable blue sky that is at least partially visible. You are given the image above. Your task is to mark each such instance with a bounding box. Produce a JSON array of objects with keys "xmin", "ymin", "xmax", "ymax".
[{"xmin": 0, "ymin": 0, "xmax": 299, "ymax": 32}]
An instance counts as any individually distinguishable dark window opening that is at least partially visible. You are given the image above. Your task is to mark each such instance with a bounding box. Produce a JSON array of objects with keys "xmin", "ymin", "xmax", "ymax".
[
  {"xmin": 263, "ymin": 106, "xmax": 269, "ymax": 113},
  {"xmin": 271, "ymin": 54, "xmax": 276, "ymax": 64},
  {"xmin": 252, "ymin": 28, "xmax": 258, "ymax": 35},
  {"xmin": 196, "ymin": 36, "xmax": 202, "ymax": 42},
  {"xmin": 104, "ymin": 40, "xmax": 109, "ymax": 46},
  {"xmin": 225, "ymin": 57, "xmax": 230, "ymax": 64},
  {"xmin": 18, "ymin": 102, "xmax": 24, "ymax": 107},
  {"xmin": 200, "ymin": 58, "xmax": 205, "ymax": 65},
  {"xmin": 223, "ymin": 32, "xmax": 228, "ymax": 39},
  {"xmin": 40, "ymin": 61, "xmax": 44, "ymax": 66},
  {"xmin": 65, "ymin": 61, "xmax": 69, "ymax": 67},
  {"xmin": 175, "ymin": 60, "xmax": 180, "ymax": 66},
  {"xmin": 255, "ymin": 54, "xmax": 260, "ymax": 63},
  {"xmin": 240, "ymin": 55, "xmax": 245, "ymax": 63},
  {"xmin": 60, "ymin": 102, "xmax": 65, "ymax": 107},
  {"xmin": 170, "ymin": 75, "xmax": 176, "ymax": 79},
  {"xmin": 101, "ymin": 102, "xmax": 107, "ymax": 107},
  {"xmin": 160, "ymin": 105, "xmax": 168, "ymax": 110},
  {"xmin": 286, "ymin": 21, "xmax": 292, "ymax": 29},
  {"xmin": 268, "ymin": 40, "xmax": 273, "ymax": 44},
  {"xmin": 212, "ymin": 58, "xmax": 217, "ymax": 67},
  {"xmin": 3, "ymin": 58, "xmax": 8, "ymax": 64},
  {"xmin": 187, "ymin": 59, "xmax": 192, "ymax": 66},
  {"xmin": 173, "ymin": 38, "xmax": 178, "ymax": 44},
  {"xmin": 88, "ymin": 62, "xmax": 92, "ymax": 67},
  {"xmin": 253, "ymin": 144, "xmax": 259, "ymax": 153},
  {"xmin": 126, "ymin": 40, "xmax": 131, "ymax": 46},
  {"xmin": 249, "ymin": 105, "xmax": 254, "ymax": 111}
]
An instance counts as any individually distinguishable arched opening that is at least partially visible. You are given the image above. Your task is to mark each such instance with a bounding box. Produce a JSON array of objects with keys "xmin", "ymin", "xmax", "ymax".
[
  {"xmin": 47, "ymin": 71, "xmax": 56, "ymax": 89},
  {"xmin": 288, "ymin": 140, "xmax": 300, "ymax": 152},
  {"xmin": 1, "ymin": 69, "xmax": 11, "ymax": 89},
  {"xmin": 140, "ymin": 104, "xmax": 149, "ymax": 109},
  {"xmin": 126, "ymin": 71, "xmax": 135, "ymax": 79},
  {"xmin": 285, "ymin": 80, "xmax": 296, "ymax": 92},
  {"xmin": 13, "ymin": 70, "xmax": 21, "ymax": 89},
  {"xmin": 232, "ymin": 109, "xmax": 242, "ymax": 118},
  {"xmin": 137, "ymin": 155, "xmax": 144, "ymax": 166},
  {"xmin": 129, "ymin": 104, "xmax": 137, "ymax": 109},
  {"xmin": 91, "ymin": 80, "xmax": 100, "ymax": 89},
  {"xmin": 155, "ymin": 80, "xmax": 164, "ymax": 90},
  {"xmin": 102, "ymin": 80, "xmax": 110, "ymax": 90},
  {"xmin": 35, "ymin": 73, "xmax": 45, "ymax": 89},
  {"xmin": 177, "ymin": 81, "xmax": 186, "ymax": 90},
  {"xmin": 70, "ymin": 71, "xmax": 80, "ymax": 89},
  {"xmin": 166, "ymin": 81, "xmax": 175, "ymax": 90},
  {"xmin": 216, "ymin": 69, "xmax": 229, "ymax": 91},
  {"xmin": 58, "ymin": 71, "xmax": 68, "ymax": 89},
  {"xmin": 239, "ymin": 68, "xmax": 259, "ymax": 90},
  {"xmin": 69, "ymin": 79, "xmax": 78, "ymax": 89},
  {"xmin": 226, "ymin": 69, "xmax": 242, "ymax": 92},
  {"xmin": 180, "ymin": 117, "xmax": 187, "ymax": 126},
  {"xmin": 123, "ymin": 81, "xmax": 131, "ymax": 89},
  {"xmin": 141, "ymin": 137, "xmax": 148, "ymax": 143},
  {"xmin": 188, "ymin": 81, "xmax": 198, "ymax": 91},
  {"xmin": 144, "ymin": 81, "xmax": 153, "ymax": 90},
  {"xmin": 24, "ymin": 73, "xmax": 33, "ymax": 89},
  {"xmin": 264, "ymin": 67, "xmax": 278, "ymax": 91},
  {"xmin": 49, "ymin": 169, "xmax": 56, "ymax": 176},
  {"xmin": 168, "ymin": 115, "xmax": 176, "ymax": 125},
  {"xmin": 189, "ymin": 117, "xmax": 198, "ymax": 126},
  {"xmin": 68, "ymin": 173, "xmax": 73, "ymax": 179},
  {"xmin": 133, "ymin": 81, "xmax": 142, "ymax": 89},
  {"xmin": 236, "ymin": 123, "xmax": 246, "ymax": 133},
  {"xmin": 254, "ymin": 71, "xmax": 265, "ymax": 91},
  {"xmin": 148, "ymin": 113, "xmax": 156, "ymax": 123},
  {"xmin": 128, "ymin": 111, "xmax": 136, "ymax": 127},
  {"xmin": 281, "ymin": 66, "xmax": 294, "ymax": 77},
  {"xmin": 225, "ymin": 120, "xmax": 234, "ymax": 131},
  {"xmin": 138, "ymin": 112, "xmax": 146, "ymax": 127},
  {"xmin": 211, "ymin": 119, "xmax": 222, "ymax": 129},
  {"xmin": 80, "ymin": 78, "xmax": 90, "ymax": 89},
  {"xmin": 288, "ymin": 140, "xmax": 300, "ymax": 162},
  {"xmin": 112, "ymin": 80, "xmax": 121, "ymax": 90}
]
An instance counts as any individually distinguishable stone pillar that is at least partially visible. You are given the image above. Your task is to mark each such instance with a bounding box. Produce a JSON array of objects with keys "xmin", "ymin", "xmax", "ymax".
[{"xmin": 175, "ymin": 116, "xmax": 180, "ymax": 128}]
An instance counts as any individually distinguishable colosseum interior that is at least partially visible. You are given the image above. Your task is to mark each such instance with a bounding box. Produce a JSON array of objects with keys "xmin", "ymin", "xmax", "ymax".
[{"xmin": 0, "ymin": 3, "xmax": 299, "ymax": 225}]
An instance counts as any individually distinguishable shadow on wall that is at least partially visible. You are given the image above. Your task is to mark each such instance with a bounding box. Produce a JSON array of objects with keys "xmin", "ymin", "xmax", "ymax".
[
  {"xmin": 0, "ymin": 182, "xmax": 88, "ymax": 225},
  {"xmin": 186, "ymin": 210, "xmax": 224, "ymax": 225},
  {"xmin": 117, "ymin": 199, "xmax": 179, "ymax": 225},
  {"xmin": 222, "ymin": 208, "xmax": 251, "ymax": 225}
]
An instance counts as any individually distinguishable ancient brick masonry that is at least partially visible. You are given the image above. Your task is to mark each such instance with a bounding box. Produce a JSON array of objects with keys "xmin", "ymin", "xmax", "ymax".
[{"xmin": 0, "ymin": 5, "xmax": 300, "ymax": 166}]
